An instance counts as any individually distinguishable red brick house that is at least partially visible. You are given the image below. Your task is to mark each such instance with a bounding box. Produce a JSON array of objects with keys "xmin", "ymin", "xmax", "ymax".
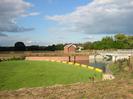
[{"xmin": 64, "ymin": 44, "xmax": 77, "ymax": 54}]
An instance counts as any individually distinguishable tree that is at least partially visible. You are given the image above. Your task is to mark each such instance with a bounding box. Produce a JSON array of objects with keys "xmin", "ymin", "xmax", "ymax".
[
  {"xmin": 127, "ymin": 36, "xmax": 133, "ymax": 48},
  {"xmin": 83, "ymin": 42, "xmax": 92, "ymax": 49},
  {"xmin": 45, "ymin": 44, "xmax": 56, "ymax": 51},
  {"xmin": 27, "ymin": 45, "xmax": 40, "ymax": 51},
  {"xmin": 114, "ymin": 33, "xmax": 130, "ymax": 49},
  {"xmin": 114, "ymin": 33, "xmax": 127, "ymax": 42},
  {"xmin": 55, "ymin": 44, "xmax": 64, "ymax": 50},
  {"xmin": 82, "ymin": 33, "xmax": 133, "ymax": 50},
  {"xmin": 101, "ymin": 36, "xmax": 114, "ymax": 49},
  {"xmin": 14, "ymin": 42, "xmax": 26, "ymax": 51}
]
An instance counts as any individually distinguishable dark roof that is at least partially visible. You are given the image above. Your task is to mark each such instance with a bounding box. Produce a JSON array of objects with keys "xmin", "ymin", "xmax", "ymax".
[{"xmin": 64, "ymin": 44, "xmax": 76, "ymax": 48}]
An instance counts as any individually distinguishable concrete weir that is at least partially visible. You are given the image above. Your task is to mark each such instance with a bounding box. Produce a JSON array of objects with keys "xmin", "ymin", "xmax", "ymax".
[{"xmin": 96, "ymin": 50, "xmax": 133, "ymax": 62}]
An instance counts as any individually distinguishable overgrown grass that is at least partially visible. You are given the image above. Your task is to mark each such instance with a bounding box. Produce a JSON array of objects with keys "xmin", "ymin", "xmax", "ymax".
[
  {"xmin": 0, "ymin": 60, "xmax": 102, "ymax": 90},
  {"xmin": 109, "ymin": 59, "xmax": 130, "ymax": 75}
]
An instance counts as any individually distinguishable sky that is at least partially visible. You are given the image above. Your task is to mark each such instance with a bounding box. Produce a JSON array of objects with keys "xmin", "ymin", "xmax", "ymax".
[{"xmin": 0, "ymin": 0, "xmax": 133, "ymax": 46}]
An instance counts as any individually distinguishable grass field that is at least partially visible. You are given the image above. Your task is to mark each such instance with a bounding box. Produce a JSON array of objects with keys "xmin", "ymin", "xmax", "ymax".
[
  {"xmin": 0, "ymin": 60, "xmax": 102, "ymax": 90},
  {"xmin": 0, "ymin": 73, "xmax": 133, "ymax": 99}
]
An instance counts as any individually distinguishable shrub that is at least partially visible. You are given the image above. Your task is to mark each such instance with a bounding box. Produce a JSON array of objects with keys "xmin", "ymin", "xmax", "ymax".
[
  {"xmin": 0, "ymin": 56, "xmax": 25, "ymax": 62},
  {"xmin": 109, "ymin": 59, "xmax": 129, "ymax": 74}
]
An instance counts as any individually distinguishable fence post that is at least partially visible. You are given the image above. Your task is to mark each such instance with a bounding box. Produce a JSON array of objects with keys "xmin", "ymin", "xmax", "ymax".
[
  {"xmin": 68, "ymin": 56, "xmax": 71, "ymax": 62},
  {"xmin": 128, "ymin": 56, "xmax": 133, "ymax": 72},
  {"xmin": 74, "ymin": 56, "xmax": 76, "ymax": 64}
]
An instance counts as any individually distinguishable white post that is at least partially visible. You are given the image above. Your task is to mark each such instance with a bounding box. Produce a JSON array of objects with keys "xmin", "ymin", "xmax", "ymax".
[{"xmin": 112, "ymin": 55, "xmax": 117, "ymax": 62}]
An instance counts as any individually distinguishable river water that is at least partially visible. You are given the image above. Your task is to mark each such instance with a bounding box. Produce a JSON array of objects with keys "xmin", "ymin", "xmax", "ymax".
[
  {"xmin": 89, "ymin": 56, "xmax": 112, "ymax": 73},
  {"xmin": 75, "ymin": 56, "xmax": 112, "ymax": 72}
]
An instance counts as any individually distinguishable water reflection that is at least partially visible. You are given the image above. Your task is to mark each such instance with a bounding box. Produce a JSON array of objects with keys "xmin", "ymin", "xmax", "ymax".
[
  {"xmin": 89, "ymin": 57, "xmax": 112, "ymax": 73},
  {"xmin": 74, "ymin": 55, "xmax": 112, "ymax": 72}
]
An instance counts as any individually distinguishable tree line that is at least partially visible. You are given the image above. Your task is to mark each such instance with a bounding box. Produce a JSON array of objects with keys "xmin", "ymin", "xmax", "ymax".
[
  {"xmin": 83, "ymin": 33, "xmax": 133, "ymax": 50},
  {"xmin": 0, "ymin": 33, "xmax": 133, "ymax": 51},
  {"xmin": 0, "ymin": 43, "xmax": 64, "ymax": 51}
]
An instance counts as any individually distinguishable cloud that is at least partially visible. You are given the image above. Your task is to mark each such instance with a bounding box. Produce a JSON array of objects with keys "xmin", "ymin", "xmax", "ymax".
[
  {"xmin": 22, "ymin": 12, "xmax": 40, "ymax": 17},
  {"xmin": 0, "ymin": 35, "xmax": 50, "ymax": 46},
  {"xmin": 82, "ymin": 36, "xmax": 94, "ymax": 40},
  {"xmin": 0, "ymin": 0, "xmax": 37, "ymax": 34},
  {"xmin": 46, "ymin": 0, "xmax": 133, "ymax": 35},
  {"xmin": 0, "ymin": 33, "xmax": 7, "ymax": 37}
]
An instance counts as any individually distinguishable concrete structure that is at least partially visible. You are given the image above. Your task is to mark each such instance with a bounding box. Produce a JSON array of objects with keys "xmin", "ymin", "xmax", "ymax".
[
  {"xmin": 96, "ymin": 50, "xmax": 133, "ymax": 62},
  {"xmin": 64, "ymin": 44, "xmax": 77, "ymax": 54},
  {"xmin": 102, "ymin": 74, "xmax": 115, "ymax": 80},
  {"xmin": 77, "ymin": 46, "xmax": 84, "ymax": 52}
]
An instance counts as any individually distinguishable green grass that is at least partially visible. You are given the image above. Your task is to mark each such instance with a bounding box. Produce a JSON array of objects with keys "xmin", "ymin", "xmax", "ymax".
[{"xmin": 0, "ymin": 60, "xmax": 102, "ymax": 90}]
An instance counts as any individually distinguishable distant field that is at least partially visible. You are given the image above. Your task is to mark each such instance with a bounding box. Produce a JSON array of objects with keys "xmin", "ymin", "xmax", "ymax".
[
  {"xmin": 0, "ymin": 60, "xmax": 102, "ymax": 90},
  {"xmin": 0, "ymin": 51, "xmax": 91, "ymax": 58}
]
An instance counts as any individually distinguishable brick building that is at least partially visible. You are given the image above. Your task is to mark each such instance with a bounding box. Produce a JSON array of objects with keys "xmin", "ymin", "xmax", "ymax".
[{"xmin": 64, "ymin": 44, "xmax": 77, "ymax": 54}]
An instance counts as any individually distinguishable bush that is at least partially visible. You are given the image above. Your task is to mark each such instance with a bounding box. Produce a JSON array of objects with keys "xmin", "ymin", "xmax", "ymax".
[
  {"xmin": 0, "ymin": 56, "xmax": 25, "ymax": 62},
  {"xmin": 109, "ymin": 63, "xmax": 120, "ymax": 74},
  {"xmin": 109, "ymin": 59, "xmax": 129, "ymax": 74},
  {"xmin": 11, "ymin": 56, "xmax": 25, "ymax": 60}
]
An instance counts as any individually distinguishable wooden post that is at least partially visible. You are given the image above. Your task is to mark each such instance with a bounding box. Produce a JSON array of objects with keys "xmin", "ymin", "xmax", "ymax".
[
  {"xmin": 74, "ymin": 56, "xmax": 76, "ymax": 64},
  {"xmin": 114, "ymin": 56, "xmax": 117, "ymax": 63},
  {"xmin": 103, "ymin": 66, "xmax": 106, "ymax": 73},
  {"xmin": 128, "ymin": 56, "xmax": 133, "ymax": 72},
  {"xmin": 68, "ymin": 56, "xmax": 71, "ymax": 62},
  {"xmin": 131, "ymin": 57, "xmax": 133, "ymax": 72},
  {"xmin": 88, "ymin": 55, "xmax": 90, "ymax": 66}
]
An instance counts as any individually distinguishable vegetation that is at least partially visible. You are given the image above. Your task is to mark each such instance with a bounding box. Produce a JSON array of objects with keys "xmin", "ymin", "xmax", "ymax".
[
  {"xmin": 0, "ymin": 60, "xmax": 133, "ymax": 98},
  {"xmin": 0, "ymin": 60, "xmax": 102, "ymax": 90},
  {"xmin": 14, "ymin": 42, "xmax": 26, "ymax": 51},
  {"xmin": 0, "ymin": 43, "xmax": 64, "ymax": 51},
  {"xmin": 83, "ymin": 33, "xmax": 133, "ymax": 50},
  {"xmin": 0, "ymin": 70, "xmax": 133, "ymax": 98},
  {"xmin": 0, "ymin": 56, "xmax": 25, "ymax": 62},
  {"xmin": 109, "ymin": 59, "xmax": 129, "ymax": 75},
  {"xmin": 109, "ymin": 57, "xmax": 133, "ymax": 75},
  {"xmin": 1, "ymin": 33, "xmax": 133, "ymax": 51}
]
